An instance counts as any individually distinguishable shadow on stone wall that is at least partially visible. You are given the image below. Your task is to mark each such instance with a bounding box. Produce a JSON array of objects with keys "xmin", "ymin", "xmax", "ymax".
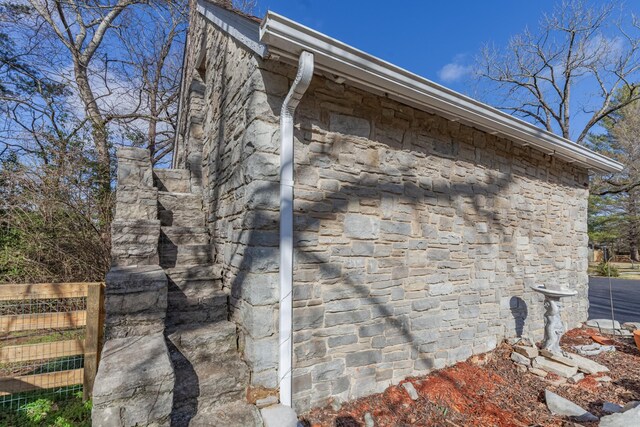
[
  {"xmin": 210, "ymin": 66, "xmax": 586, "ymax": 408},
  {"xmin": 509, "ymin": 296, "xmax": 528, "ymax": 338}
]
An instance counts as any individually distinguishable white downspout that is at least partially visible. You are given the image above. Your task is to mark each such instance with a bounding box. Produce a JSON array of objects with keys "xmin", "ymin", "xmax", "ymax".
[{"xmin": 279, "ymin": 50, "xmax": 314, "ymax": 408}]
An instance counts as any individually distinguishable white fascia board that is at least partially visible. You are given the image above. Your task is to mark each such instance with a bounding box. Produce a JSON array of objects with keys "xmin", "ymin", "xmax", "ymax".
[
  {"xmin": 259, "ymin": 12, "xmax": 623, "ymax": 173},
  {"xmin": 198, "ymin": 0, "xmax": 268, "ymax": 58}
]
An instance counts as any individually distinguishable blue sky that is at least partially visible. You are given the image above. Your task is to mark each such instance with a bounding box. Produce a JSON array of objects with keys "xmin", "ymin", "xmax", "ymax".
[
  {"xmin": 256, "ymin": 1, "xmax": 640, "ymax": 140},
  {"xmin": 258, "ymin": 1, "xmax": 562, "ymax": 92}
]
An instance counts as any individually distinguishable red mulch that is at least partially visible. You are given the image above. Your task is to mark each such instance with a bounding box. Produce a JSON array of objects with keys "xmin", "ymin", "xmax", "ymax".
[{"xmin": 300, "ymin": 328, "xmax": 640, "ymax": 427}]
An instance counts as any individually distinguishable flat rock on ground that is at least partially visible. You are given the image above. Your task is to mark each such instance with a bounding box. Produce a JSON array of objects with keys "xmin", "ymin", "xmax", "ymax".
[
  {"xmin": 514, "ymin": 345, "xmax": 539, "ymax": 358},
  {"xmin": 586, "ymin": 319, "xmax": 621, "ymax": 329},
  {"xmin": 569, "ymin": 352, "xmax": 610, "ymax": 374},
  {"xmin": 532, "ymin": 356, "xmax": 578, "ymax": 378},
  {"xmin": 599, "ymin": 404, "xmax": 640, "ymax": 427},
  {"xmin": 544, "ymin": 390, "xmax": 598, "ymax": 422},
  {"xmin": 401, "ymin": 382, "xmax": 419, "ymax": 400}
]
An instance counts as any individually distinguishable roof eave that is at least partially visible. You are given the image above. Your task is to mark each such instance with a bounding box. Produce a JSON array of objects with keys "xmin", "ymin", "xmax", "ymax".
[{"xmin": 259, "ymin": 11, "xmax": 623, "ymax": 174}]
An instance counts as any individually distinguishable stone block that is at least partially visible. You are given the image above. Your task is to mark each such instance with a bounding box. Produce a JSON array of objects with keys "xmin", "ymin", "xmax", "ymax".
[
  {"xmin": 510, "ymin": 351, "xmax": 530, "ymax": 366},
  {"xmin": 539, "ymin": 350, "xmax": 577, "ymax": 367},
  {"xmin": 344, "ymin": 214, "xmax": 380, "ymax": 239},
  {"xmin": 153, "ymin": 168, "xmax": 190, "ymax": 193},
  {"xmin": 544, "ymin": 390, "xmax": 598, "ymax": 422},
  {"xmin": 514, "ymin": 345, "xmax": 538, "ymax": 359},
  {"xmin": 115, "ymin": 187, "xmax": 158, "ymax": 221},
  {"xmin": 116, "ymin": 147, "xmax": 153, "ymax": 189},
  {"xmin": 532, "ymin": 356, "xmax": 578, "ymax": 378},
  {"xmin": 104, "ymin": 266, "xmax": 168, "ymax": 338},
  {"xmin": 328, "ymin": 334, "xmax": 358, "ymax": 348},
  {"xmin": 235, "ymin": 272, "xmax": 279, "ymax": 306},
  {"xmin": 329, "ymin": 113, "xmax": 370, "ymax": 138},
  {"xmin": 111, "ymin": 219, "xmax": 160, "ymax": 267},
  {"xmin": 312, "ymin": 359, "xmax": 346, "ymax": 382},
  {"xmin": 568, "ymin": 352, "xmax": 610, "ymax": 374},
  {"xmin": 325, "ymin": 310, "xmax": 370, "ymax": 327},
  {"xmin": 586, "ymin": 318, "xmax": 620, "ymax": 329},
  {"xmin": 92, "ymin": 334, "xmax": 174, "ymax": 426},
  {"xmin": 600, "ymin": 405, "xmax": 640, "ymax": 427},
  {"xmin": 293, "ymin": 306, "xmax": 325, "ymax": 331},
  {"xmin": 244, "ymin": 336, "xmax": 278, "ymax": 372},
  {"xmin": 346, "ymin": 350, "xmax": 382, "ymax": 367}
]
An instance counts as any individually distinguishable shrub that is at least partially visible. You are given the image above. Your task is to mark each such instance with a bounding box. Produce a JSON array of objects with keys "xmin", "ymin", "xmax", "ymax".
[{"xmin": 596, "ymin": 261, "xmax": 620, "ymax": 277}]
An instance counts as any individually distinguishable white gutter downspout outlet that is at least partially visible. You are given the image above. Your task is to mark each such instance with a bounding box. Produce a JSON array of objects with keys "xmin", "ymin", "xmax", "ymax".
[{"xmin": 279, "ymin": 50, "xmax": 314, "ymax": 408}]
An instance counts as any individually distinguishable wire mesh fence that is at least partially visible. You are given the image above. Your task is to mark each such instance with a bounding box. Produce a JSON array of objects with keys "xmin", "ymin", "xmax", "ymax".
[{"xmin": 0, "ymin": 283, "xmax": 104, "ymax": 411}]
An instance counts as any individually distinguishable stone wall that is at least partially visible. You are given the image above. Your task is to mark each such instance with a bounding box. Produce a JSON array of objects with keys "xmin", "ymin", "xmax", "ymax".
[
  {"xmin": 177, "ymin": 13, "xmax": 590, "ymax": 414},
  {"xmin": 177, "ymin": 12, "xmax": 292, "ymax": 391},
  {"xmin": 288, "ymin": 77, "xmax": 589, "ymax": 411}
]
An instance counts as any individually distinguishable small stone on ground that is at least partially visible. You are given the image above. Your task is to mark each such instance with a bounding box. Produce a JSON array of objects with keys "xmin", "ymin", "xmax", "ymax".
[
  {"xmin": 622, "ymin": 322, "xmax": 640, "ymax": 331},
  {"xmin": 511, "ymin": 351, "xmax": 531, "ymax": 366},
  {"xmin": 401, "ymin": 382, "xmax": 419, "ymax": 401},
  {"xmin": 599, "ymin": 404, "xmax": 640, "ymax": 427},
  {"xmin": 544, "ymin": 390, "xmax": 598, "ymax": 422},
  {"xmin": 602, "ymin": 402, "xmax": 623, "ymax": 414},
  {"xmin": 529, "ymin": 367, "xmax": 548, "ymax": 377},
  {"xmin": 364, "ymin": 412, "xmax": 375, "ymax": 427},
  {"xmin": 586, "ymin": 319, "xmax": 621, "ymax": 330},
  {"xmin": 569, "ymin": 373, "xmax": 584, "ymax": 384},
  {"xmin": 261, "ymin": 404, "xmax": 298, "ymax": 427},
  {"xmin": 514, "ymin": 345, "xmax": 539, "ymax": 358}
]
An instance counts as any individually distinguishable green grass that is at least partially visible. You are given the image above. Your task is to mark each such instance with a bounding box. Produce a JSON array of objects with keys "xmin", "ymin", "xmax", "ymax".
[
  {"xmin": 2, "ymin": 328, "xmax": 85, "ymax": 347},
  {"xmin": 590, "ymin": 262, "xmax": 640, "ymax": 280},
  {"xmin": 0, "ymin": 390, "xmax": 91, "ymax": 427}
]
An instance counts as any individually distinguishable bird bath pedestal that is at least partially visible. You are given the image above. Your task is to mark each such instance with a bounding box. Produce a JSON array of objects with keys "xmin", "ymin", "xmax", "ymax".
[{"xmin": 531, "ymin": 286, "xmax": 577, "ymax": 356}]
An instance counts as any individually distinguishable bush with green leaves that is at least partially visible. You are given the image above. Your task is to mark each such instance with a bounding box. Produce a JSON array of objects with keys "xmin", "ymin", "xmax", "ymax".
[
  {"xmin": 596, "ymin": 261, "xmax": 620, "ymax": 277},
  {"xmin": 0, "ymin": 391, "xmax": 91, "ymax": 427}
]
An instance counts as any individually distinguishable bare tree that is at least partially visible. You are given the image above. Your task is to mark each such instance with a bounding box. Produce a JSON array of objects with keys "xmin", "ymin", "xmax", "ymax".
[
  {"xmin": 478, "ymin": 0, "xmax": 640, "ymax": 144},
  {"xmin": 26, "ymin": 0, "xmax": 147, "ymax": 201},
  {"xmin": 110, "ymin": 1, "xmax": 187, "ymax": 165},
  {"xmin": 0, "ymin": 1, "xmax": 189, "ymax": 281}
]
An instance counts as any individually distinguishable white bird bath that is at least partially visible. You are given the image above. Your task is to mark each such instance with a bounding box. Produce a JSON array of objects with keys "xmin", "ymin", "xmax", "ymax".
[{"xmin": 531, "ymin": 285, "xmax": 577, "ymax": 356}]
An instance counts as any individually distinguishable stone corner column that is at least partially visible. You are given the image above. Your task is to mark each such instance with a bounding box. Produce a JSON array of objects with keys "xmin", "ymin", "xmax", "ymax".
[
  {"xmin": 92, "ymin": 333, "xmax": 174, "ymax": 427},
  {"xmin": 92, "ymin": 147, "xmax": 174, "ymax": 427}
]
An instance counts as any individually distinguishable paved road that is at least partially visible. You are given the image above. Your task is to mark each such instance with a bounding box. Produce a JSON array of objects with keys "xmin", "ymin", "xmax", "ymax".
[{"xmin": 588, "ymin": 276, "xmax": 640, "ymax": 324}]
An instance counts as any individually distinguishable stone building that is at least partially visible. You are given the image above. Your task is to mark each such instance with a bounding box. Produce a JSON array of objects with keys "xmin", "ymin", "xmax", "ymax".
[{"xmin": 92, "ymin": 1, "xmax": 622, "ymax": 425}]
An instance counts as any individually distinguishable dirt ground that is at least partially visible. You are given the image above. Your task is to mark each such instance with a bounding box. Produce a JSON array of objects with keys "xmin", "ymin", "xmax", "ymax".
[{"xmin": 300, "ymin": 328, "xmax": 640, "ymax": 427}]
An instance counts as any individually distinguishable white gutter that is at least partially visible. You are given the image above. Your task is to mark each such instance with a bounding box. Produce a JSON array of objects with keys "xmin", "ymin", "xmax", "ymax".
[
  {"xmin": 278, "ymin": 50, "xmax": 314, "ymax": 407},
  {"xmin": 259, "ymin": 12, "xmax": 623, "ymax": 174}
]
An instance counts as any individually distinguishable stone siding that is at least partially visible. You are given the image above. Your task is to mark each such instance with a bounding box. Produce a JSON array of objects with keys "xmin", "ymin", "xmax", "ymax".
[
  {"xmin": 177, "ymin": 14, "xmax": 589, "ymax": 414},
  {"xmin": 289, "ymin": 78, "xmax": 589, "ymax": 411},
  {"xmin": 177, "ymin": 13, "xmax": 291, "ymax": 390}
]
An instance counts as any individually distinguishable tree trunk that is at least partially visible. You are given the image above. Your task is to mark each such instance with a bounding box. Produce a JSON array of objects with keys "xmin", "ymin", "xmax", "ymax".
[
  {"xmin": 628, "ymin": 192, "xmax": 640, "ymax": 262},
  {"xmin": 73, "ymin": 62, "xmax": 113, "ymax": 230}
]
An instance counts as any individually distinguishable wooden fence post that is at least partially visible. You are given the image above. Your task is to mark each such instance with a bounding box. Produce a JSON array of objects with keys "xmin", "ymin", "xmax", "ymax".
[{"xmin": 83, "ymin": 282, "xmax": 105, "ymax": 400}]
